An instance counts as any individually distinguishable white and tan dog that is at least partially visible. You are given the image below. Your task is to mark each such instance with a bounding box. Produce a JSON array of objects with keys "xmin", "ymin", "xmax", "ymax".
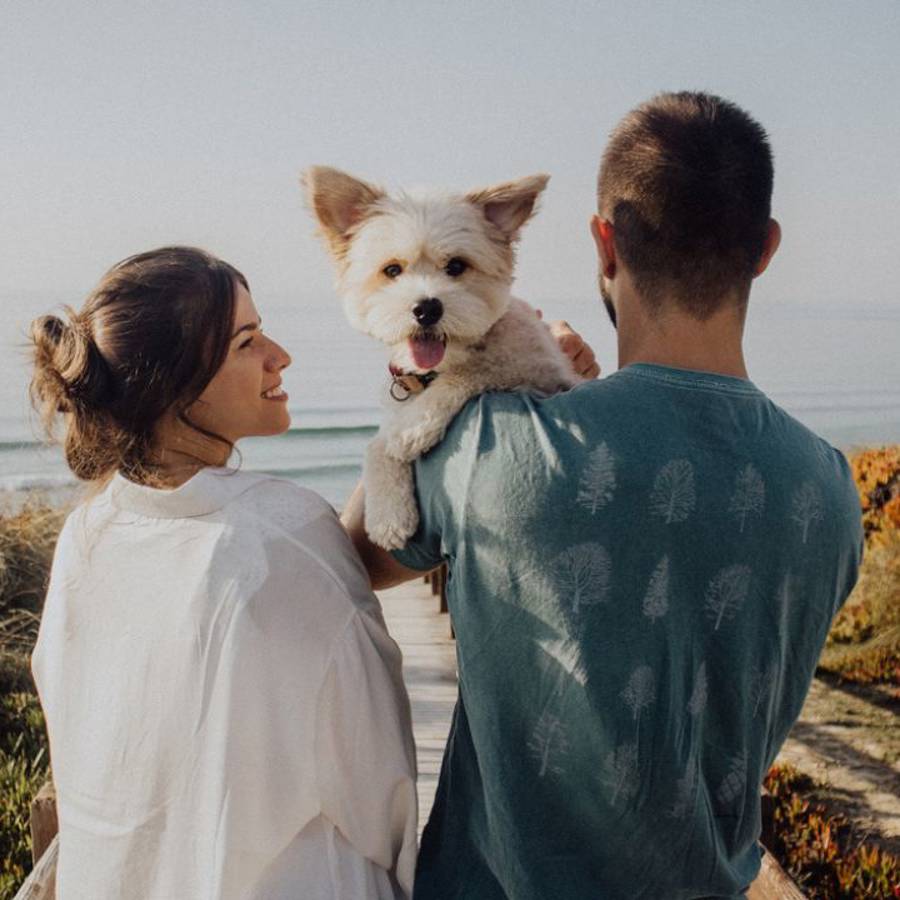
[{"xmin": 303, "ymin": 167, "xmax": 580, "ymax": 549}]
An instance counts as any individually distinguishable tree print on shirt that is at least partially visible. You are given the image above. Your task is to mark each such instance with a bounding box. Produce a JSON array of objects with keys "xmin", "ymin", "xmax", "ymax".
[
  {"xmin": 602, "ymin": 741, "xmax": 640, "ymax": 806},
  {"xmin": 687, "ymin": 662, "xmax": 709, "ymax": 719},
  {"xmin": 576, "ymin": 442, "xmax": 617, "ymax": 514},
  {"xmin": 670, "ymin": 664, "xmax": 711, "ymax": 819},
  {"xmin": 728, "ymin": 464, "xmax": 765, "ymax": 533},
  {"xmin": 554, "ymin": 543, "xmax": 611, "ymax": 614},
  {"xmin": 676, "ymin": 662, "xmax": 709, "ymax": 754},
  {"xmin": 704, "ymin": 565, "xmax": 752, "ymax": 631},
  {"xmin": 528, "ymin": 709, "xmax": 570, "ymax": 778},
  {"xmin": 642, "ymin": 556, "xmax": 670, "ymax": 623},
  {"xmin": 814, "ymin": 439, "xmax": 833, "ymax": 471},
  {"xmin": 716, "ymin": 751, "xmax": 749, "ymax": 810},
  {"xmin": 750, "ymin": 661, "xmax": 779, "ymax": 719},
  {"xmin": 650, "ymin": 459, "xmax": 696, "ymax": 524},
  {"xmin": 791, "ymin": 482, "xmax": 824, "ymax": 544},
  {"xmin": 669, "ymin": 752, "xmax": 699, "ymax": 820},
  {"xmin": 621, "ymin": 665, "xmax": 656, "ymax": 755}
]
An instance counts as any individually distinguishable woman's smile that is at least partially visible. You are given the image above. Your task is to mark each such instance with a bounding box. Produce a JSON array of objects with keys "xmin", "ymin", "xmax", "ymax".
[{"xmin": 262, "ymin": 383, "xmax": 288, "ymax": 402}]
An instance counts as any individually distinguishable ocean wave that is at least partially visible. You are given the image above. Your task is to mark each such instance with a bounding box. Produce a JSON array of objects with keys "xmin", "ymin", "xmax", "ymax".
[
  {"xmin": 0, "ymin": 421, "xmax": 379, "ymax": 453},
  {"xmin": 255, "ymin": 463, "xmax": 362, "ymax": 480},
  {"xmin": 0, "ymin": 472, "xmax": 78, "ymax": 492},
  {"xmin": 279, "ymin": 423, "xmax": 378, "ymax": 438},
  {"xmin": 0, "ymin": 461, "xmax": 364, "ymax": 494}
]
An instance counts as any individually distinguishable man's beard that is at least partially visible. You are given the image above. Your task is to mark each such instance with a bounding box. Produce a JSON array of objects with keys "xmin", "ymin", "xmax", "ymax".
[{"xmin": 600, "ymin": 275, "xmax": 617, "ymax": 329}]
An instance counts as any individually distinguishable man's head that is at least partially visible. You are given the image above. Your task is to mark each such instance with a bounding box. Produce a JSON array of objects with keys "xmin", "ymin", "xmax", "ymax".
[{"xmin": 593, "ymin": 92, "xmax": 779, "ymax": 327}]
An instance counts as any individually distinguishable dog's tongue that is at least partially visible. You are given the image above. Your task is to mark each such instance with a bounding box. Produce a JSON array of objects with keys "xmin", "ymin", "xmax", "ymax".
[{"xmin": 409, "ymin": 335, "xmax": 445, "ymax": 370}]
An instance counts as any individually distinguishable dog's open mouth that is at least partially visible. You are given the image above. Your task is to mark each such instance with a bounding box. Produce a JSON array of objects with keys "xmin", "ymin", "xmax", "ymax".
[{"xmin": 409, "ymin": 333, "xmax": 446, "ymax": 370}]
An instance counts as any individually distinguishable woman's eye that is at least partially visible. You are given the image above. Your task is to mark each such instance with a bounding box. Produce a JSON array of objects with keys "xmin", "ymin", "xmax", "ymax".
[
  {"xmin": 445, "ymin": 257, "xmax": 468, "ymax": 277},
  {"xmin": 239, "ymin": 336, "xmax": 254, "ymax": 349},
  {"xmin": 383, "ymin": 263, "xmax": 403, "ymax": 279}
]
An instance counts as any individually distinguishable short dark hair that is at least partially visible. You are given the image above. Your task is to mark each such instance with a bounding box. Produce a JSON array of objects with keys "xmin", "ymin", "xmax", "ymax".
[
  {"xmin": 598, "ymin": 91, "xmax": 774, "ymax": 319},
  {"xmin": 30, "ymin": 246, "xmax": 246, "ymax": 484}
]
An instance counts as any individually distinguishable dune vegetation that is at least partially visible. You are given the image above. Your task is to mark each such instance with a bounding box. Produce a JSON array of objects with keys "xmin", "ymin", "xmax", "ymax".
[{"xmin": 0, "ymin": 501, "xmax": 63, "ymax": 897}]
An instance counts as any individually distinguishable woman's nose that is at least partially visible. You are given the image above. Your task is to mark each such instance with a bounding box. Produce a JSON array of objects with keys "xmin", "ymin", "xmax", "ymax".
[{"xmin": 265, "ymin": 338, "xmax": 291, "ymax": 371}]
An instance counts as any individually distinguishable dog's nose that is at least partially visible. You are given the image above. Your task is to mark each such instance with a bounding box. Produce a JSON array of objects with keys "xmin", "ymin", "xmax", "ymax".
[{"xmin": 412, "ymin": 297, "xmax": 443, "ymax": 327}]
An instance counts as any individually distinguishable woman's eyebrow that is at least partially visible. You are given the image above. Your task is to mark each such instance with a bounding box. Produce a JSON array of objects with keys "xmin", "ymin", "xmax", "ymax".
[{"xmin": 231, "ymin": 318, "xmax": 262, "ymax": 339}]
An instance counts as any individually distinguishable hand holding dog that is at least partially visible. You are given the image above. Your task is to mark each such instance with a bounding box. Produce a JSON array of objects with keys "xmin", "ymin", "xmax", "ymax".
[{"xmin": 536, "ymin": 309, "xmax": 601, "ymax": 379}]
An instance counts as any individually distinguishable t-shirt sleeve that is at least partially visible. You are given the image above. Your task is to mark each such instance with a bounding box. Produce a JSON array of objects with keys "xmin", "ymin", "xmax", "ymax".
[
  {"xmin": 832, "ymin": 451, "xmax": 866, "ymax": 617},
  {"xmin": 390, "ymin": 441, "xmax": 455, "ymax": 573},
  {"xmin": 390, "ymin": 469, "xmax": 444, "ymax": 572},
  {"xmin": 315, "ymin": 607, "xmax": 418, "ymax": 898}
]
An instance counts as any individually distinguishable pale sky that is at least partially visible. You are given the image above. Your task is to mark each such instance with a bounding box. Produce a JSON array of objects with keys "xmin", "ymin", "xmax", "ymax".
[{"xmin": 2, "ymin": 0, "xmax": 899, "ymax": 313}]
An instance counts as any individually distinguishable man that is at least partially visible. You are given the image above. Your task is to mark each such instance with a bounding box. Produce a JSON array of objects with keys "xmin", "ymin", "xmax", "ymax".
[{"xmin": 345, "ymin": 92, "xmax": 863, "ymax": 898}]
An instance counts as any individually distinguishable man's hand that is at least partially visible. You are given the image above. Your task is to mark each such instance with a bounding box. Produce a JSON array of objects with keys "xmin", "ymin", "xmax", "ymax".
[{"xmin": 536, "ymin": 309, "xmax": 601, "ymax": 379}]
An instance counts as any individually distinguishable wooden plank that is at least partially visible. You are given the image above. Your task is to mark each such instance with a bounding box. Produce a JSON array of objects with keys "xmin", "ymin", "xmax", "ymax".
[
  {"xmin": 747, "ymin": 850, "xmax": 807, "ymax": 899},
  {"xmin": 29, "ymin": 780, "xmax": 58, "ymax": 866},
  {"xmin": 13, "ymin": 835, "xmax": 57, "ymax": 900},
  {"xmin": 378, "ymin": 579, "xmax": 457, "ymax": 832}
]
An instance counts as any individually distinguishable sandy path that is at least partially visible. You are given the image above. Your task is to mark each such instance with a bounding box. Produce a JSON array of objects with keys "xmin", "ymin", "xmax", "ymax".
[{"xmin": 777, "ymin": 675, "xmax": 900, "ymax": 854}]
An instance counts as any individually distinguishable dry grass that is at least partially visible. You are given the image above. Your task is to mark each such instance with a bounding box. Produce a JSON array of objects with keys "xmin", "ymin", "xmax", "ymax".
[
  {"xmin": 0, "ymin": 502, "xmax": 63, "ymax": 899},
  {"xmin": 819, "ymin": 552, "xmax": 900, "ymax": 685}
]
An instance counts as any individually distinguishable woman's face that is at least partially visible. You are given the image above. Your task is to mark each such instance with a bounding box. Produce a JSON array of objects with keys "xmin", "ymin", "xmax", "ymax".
[{"xmin": 188, "ymin": 283, "xmax": 292, "ymax": 443}]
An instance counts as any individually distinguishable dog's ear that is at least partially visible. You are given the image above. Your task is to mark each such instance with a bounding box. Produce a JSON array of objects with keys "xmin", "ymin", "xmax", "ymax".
[
  {"xmin": 466, "ymin": 174, "xmax": 550, "ymax": 241},
  {"xmin": 301, "ymin": 166, "xmax": 384, "ymax": 254}
]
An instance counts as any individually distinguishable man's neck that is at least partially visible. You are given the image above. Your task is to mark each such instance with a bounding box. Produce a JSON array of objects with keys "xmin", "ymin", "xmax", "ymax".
[{"xmin": 617, "ymin": 299, "xmax": 749, "ymax": 380}]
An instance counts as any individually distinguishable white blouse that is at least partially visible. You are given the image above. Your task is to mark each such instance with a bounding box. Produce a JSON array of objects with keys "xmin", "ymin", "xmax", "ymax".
[{"xmin": 32, "ymin": 468, "xmax": 418, "ymax": 899}]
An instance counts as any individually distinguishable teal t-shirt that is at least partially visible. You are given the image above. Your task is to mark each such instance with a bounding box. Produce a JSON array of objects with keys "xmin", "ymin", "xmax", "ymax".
[{"xmin": 393, "ymin": 364, "xmax": 863, "ymax": 900}]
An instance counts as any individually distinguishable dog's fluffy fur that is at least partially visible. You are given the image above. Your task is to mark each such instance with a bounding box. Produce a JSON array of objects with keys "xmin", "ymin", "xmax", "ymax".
[{"xmin": 303, "ymin": 166, "xmax": 580, "ymax": 549}]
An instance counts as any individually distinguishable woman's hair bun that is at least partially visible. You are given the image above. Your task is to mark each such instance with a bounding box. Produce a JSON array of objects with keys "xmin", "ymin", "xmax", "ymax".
[{"xmin": 29, "ymin": 309, "xmax": 111, "ymax": 416}]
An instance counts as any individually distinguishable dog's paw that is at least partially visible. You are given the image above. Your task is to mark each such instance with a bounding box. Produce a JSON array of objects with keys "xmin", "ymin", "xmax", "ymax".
[
  {"xmin": 384, "ymin": 420, "xmax": 444, "ymax": 461},
  {"xmin": 366, "ymin": 504, "xmax": 420, "ymax": 551}
]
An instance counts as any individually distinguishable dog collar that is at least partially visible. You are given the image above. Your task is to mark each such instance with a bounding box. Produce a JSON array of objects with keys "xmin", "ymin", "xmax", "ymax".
[{"xmin": 389, "ymin": 365, "xmax": 439, "ymax": 402}]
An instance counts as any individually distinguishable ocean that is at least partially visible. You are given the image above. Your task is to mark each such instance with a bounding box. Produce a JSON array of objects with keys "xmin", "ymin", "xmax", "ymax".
[{"xmin": 2, "ymin": 290, "xmax": 898, "ymax": 509}]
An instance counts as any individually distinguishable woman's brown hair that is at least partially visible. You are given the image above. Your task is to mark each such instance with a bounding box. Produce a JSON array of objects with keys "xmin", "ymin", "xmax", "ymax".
[{"xmin": 30, "ymin": 246, "xmax": 247, "ymax": 484}]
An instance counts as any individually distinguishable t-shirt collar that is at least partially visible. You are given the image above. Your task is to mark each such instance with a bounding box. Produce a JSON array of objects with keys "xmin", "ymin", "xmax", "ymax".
[{"xmin": 619, "ymin": 363, "xmax": 762, "ymax": 396}]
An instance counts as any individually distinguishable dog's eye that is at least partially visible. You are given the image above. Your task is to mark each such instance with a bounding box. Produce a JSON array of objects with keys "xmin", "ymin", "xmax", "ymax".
[
  {"xmin": 383, "ymin": 263, "xmax": 403, "ymax": 279},
  {"xmin": 445, "ymin": 257, "xmax": 468, "ymax": 277}
]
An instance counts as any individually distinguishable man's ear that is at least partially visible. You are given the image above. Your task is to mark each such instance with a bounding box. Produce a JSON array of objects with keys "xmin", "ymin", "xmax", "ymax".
[
  {"xmin": 301, "ymin": 166, "xmax": 384, "ymax": 257},
  {"xmin": 590, "ymin": 215, "xmax": 617, "ymax": 279},
  {"xmin": 754, "ymin": 218, "xmax": 781, "ymax": 277},
  {"xmin": 466, "ymin": 174, "xmax": 550, "ymax": 241}
]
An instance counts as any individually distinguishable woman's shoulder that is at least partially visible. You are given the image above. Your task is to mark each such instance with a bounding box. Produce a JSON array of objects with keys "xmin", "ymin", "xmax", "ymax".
[
  {"xmin": 220, "ymin": 474, "xmax": 378, "ymax": 617},
  {"xmin": 225, "ymin": 472, "xmax": 335, "ymax": 525}
]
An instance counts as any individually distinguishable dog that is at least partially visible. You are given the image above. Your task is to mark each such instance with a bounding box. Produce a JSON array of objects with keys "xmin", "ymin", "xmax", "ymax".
[{"xmin": 303, "ymin": 166, "xmax": 581, "ymax": 549}]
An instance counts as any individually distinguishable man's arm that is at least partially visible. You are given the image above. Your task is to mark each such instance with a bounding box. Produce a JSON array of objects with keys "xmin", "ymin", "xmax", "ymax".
[{"xmin": 341, "ymin": 481, "xmax": 429, "ymax": 590}]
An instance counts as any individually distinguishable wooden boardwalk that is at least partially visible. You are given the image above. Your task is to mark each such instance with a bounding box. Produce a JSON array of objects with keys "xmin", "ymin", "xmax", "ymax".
[{"xmin": 378, "ymin": 578, "xmax": 457, "ymax": 832}]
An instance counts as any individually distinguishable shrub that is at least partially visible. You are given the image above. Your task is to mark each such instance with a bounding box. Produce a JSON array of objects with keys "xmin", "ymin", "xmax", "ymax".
[
  {"xmin": 849, "ymin": 446, "xmax": 900, "ymax": 547},
  {"xmin": 0, "ymin": 704, "xmax": 49, "ymax": 900},
  {"xmin": 764, "ymin": 763, "xmax": 900, "ymax": 898},
  {"xmin": 0, "ymin": 503, "xmax": 61, "ymax": 900}
]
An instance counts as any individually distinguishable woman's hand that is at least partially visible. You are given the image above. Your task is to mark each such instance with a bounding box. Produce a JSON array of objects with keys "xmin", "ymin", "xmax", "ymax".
[{"xmin": 536, "ymin": 309, "xmax": 601, "ymax": 379}]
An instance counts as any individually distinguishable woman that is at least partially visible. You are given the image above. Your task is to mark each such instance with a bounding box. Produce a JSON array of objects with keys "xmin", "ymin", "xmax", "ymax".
[{"xmin": 30, "ymin": 247, "xmax": 417, "ymax": 899}]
